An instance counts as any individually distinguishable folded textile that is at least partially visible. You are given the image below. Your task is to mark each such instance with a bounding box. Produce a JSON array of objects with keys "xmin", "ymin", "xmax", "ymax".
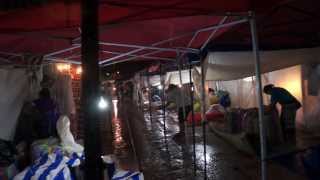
[
  {"xmin": 14, "ymin": 152, "xmax": 83, "ymax": 180},
  {"xmin": 112, "ymin": 170, "xmax": 144, "ymax": 180},
  {"xmin": 56, "ymin": 116, "xmax": 84, "ymax": 154}
]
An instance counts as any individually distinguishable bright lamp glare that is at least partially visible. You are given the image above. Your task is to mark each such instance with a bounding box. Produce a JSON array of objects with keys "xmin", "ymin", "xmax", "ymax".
[
  {"xmin": 76, "ymin": 66, "xmax": 82, "ymax": 74},
  {"xmin": 158, "ymin": 85, "xmax": 163, "ymax": 90},
  {"xmin": 56, "ymin": 63, "xmax": 70, "ymax": 73},
  {"xmin": 98, "ymin": 97, "xmax": 108, "ymax": 109}
]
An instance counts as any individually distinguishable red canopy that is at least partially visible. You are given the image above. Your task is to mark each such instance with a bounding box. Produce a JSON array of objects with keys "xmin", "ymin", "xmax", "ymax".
[{"xmin": 0, "ymin": 0, "xmax": 318, "ymax": 65}]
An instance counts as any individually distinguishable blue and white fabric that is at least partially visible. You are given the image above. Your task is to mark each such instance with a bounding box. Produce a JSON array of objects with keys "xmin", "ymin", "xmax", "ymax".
[
  {"xmin": 13, "ymin": 152, "xmax": 83, "ymax": 180},
  {"xmin": 102, "ymin": 154, "xmax": 144, "ymax": 180},
  {"xmin": 112, "ymin": 170, "xmax": 144, "ymax": 180}
]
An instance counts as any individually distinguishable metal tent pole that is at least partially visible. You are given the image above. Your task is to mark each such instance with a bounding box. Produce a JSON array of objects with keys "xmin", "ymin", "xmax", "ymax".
[
  {"xmin": 177, "ymin": 57, "xmax": 186, "ymax": 129},
  {"xmin": 99, "ymin": 18, "xmax": 248, "ymax": 65},
  {"xmin": 44, "ymin": 45, "xmax": 80, "ymax": 58},
  {"xmin": 200, "ymin": 56, "xmax": 207, "ymax": 180},
  {"xmin": 139, "ymin": 73, "xmax": 143, "ymax": 110},
  {"xmin": 189, "ymin": 59, "xmax": 197, "ymax": 177},
  {"xmin": 147, "ymin": 73, "xmax": 153, "ymax": 122},
  {"xmin": 249, "ymin": 12, "xmax": 267, "ymax": 180},
  {"xmin": 160, "ymin": 63, "xmax": 167, "ymax": 138},
  {"xmin": 124, "ymin": 106, "xmax": 142, "ymax": 171},
  {"xmin": 81, "ymin": 0, "xmax": 103, "ymax": 179}
]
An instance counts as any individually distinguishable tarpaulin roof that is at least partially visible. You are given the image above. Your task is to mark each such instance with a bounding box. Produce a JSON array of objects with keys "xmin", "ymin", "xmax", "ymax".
[{"xmin": 0, "ymin": 0, "xmax": 319, "ymax": 67}]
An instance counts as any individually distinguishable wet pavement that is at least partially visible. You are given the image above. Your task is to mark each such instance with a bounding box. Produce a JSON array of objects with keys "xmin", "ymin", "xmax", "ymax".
[{"xmin": 106, "ymin": 99, "xmax": 308, "ymax": 180}]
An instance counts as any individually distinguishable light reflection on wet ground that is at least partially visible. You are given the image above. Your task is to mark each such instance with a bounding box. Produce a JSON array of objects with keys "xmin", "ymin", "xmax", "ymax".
[{"xmin": 107, "ymin": 99, "xmax": 306, "ymax": 180}]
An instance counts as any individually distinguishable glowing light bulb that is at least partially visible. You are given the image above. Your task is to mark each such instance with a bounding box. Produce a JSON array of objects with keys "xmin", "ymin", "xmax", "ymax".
[
  {"xmin": 76, "ymin": 66, "xmax": 82, "ymax": 74},
  {"xmin": 98, "ymin": 97, "xmax": 108, "ymax": 109},
  {"xmin": 158, "ymin": 85, "xmax": 163, "ymax": 90},
  {"xmin": 56, "ymin": 63, "xmax": 70, "ymax": 72}
]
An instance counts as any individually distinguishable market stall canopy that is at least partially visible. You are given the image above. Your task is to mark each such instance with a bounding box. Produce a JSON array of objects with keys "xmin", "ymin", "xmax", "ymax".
[
  {"xmin": 204, "ymin": 47, "xmax": 320, "ymax": 81},
  {"xmin": 0, "ymin": 0, "xmax": 319, "ymax": 66}
]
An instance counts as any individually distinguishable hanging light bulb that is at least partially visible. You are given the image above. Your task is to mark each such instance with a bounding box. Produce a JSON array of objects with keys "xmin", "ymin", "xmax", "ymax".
[
  {"xmin": 76, "ymin": 66, "xmax": 82, "ymax": 75},
  {"xmin": 98, "ymin": 97, "xmax": 108, "ymax": 110}
]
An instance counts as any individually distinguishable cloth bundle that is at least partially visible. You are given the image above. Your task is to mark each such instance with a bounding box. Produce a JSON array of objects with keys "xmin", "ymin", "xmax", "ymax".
[
  {"xmin": 14, "ymin": 152, "xmax": 84, "ymax": 180},
  {"xmin": 15, "ymin": 115, "xmax": 85, "ymax": 180}
]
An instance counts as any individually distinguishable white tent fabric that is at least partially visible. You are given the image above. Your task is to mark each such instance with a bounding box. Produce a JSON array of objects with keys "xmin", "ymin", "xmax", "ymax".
[
  {"xmin": 205, "ymin": 47, "xmax": 320, "ymax": 81},
  {"xmin": 52, "ymin": 74, "xmax": 76, "ymax": 116},
  {"xmin": 165, "ymin": 69, "xmax": 192, "ymax": 86},
  {"xmin": 213, "ymin": 66, "xmax": 302, "ymax": 108},
  {"xmin": 141, "ymin": 75, "xmax": 161, "ymax": 87},
  {"xmin": 45, "ymin": 64, "xmax": 76, "ymax": 116},
  {"xmin": 0, "ymin": 68, "xmax": 42, "ymax": 141}
]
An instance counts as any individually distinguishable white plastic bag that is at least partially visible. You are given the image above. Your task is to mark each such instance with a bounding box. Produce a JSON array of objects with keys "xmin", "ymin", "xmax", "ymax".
[{"xmin": 56, "ymin": 116, "xmax": 84, "ymax": 154}]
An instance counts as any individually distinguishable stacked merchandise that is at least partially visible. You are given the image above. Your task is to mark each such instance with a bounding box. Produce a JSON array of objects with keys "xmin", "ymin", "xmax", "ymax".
[{"xmin": 186, "ymin": 92, "xmax": 226, "ymax": 125}]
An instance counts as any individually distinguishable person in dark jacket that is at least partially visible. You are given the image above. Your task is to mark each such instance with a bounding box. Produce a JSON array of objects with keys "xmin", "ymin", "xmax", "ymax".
[
  {"xmin": 264, "ymin": 84, "xmax": 301, "ymax": 143},
  {"xmin": 33, "ymin": 88, "xmax": 60, "ymax": 138}
]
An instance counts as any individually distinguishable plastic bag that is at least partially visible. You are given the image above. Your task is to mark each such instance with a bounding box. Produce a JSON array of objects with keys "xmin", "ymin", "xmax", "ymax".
[{"xmin": 56, "ymin": 116, "xmax": 84, "ymax": 154}]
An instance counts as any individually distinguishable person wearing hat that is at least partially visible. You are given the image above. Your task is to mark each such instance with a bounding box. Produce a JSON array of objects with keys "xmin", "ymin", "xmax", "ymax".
[{"xmin": 263, "ymin": 84, "xmax": 301, "ymax": 143}]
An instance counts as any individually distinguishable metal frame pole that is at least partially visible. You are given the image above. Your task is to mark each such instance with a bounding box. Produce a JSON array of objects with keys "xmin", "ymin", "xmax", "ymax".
[
  {"xmin": 200, "ymin": 56, "xmax": 207, "ymax": 180},
  {"xmin": 98, "ymin": 18, "xmax": 248, "ymax": 65},
  {"xmin": 200, "ymin": 16, "xmax": 228, "ymax": 51},
  {"xmin": 124, "ymin": 106, "xmax": 142, "ymax": 171},
  {"xmin": 43, "ymin": 18, "xmax": 247, "ymax": 66},
  {"xmin": 147, "ymin": 73, "xmax": 153, "ymax": 122},
  {"xmin": 177, "ymin": 56, "xmax": 186, "ymax": 126},
  {"xmin": 139, "ymin": 72, "xmax": 143, "ymax": 110},
  {"xmin": 101, "ymin": 50, "xmax": 176, "ymax": 61},
  {"xmin": 44, "ymin": 45, "xmax": 80, "ymax": 58},
  {"xmin": 160, "ymin": 63, "xmax": 167, "ymax": 138},
  {"xmin": 189, "ymin": 59, "xmax": 197, "ymax": 177},
  {"xmin": 81, "ymin": 0, "xmax": 103, "ymax": 179},
  {"xmin": 44, "ymin": 57, "xmax": 81, "ymax": 65},
  {"xmin": 249, "ymin": 12, "xmax": 267, "ymax": 180}
]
